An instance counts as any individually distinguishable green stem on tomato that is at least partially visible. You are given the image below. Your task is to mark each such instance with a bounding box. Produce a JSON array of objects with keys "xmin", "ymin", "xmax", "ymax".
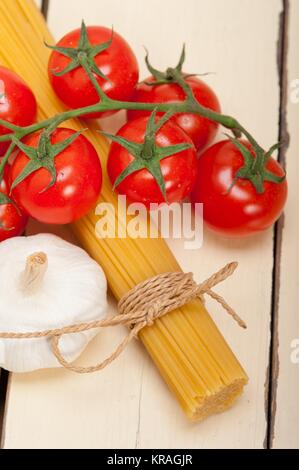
[
  {"xmin": 0, "ymin": 99, "xmax": 245, "ymax": 142},
  {"xmin": 0, "ymin": 119, "xmax": 22, "ymax": 132},
  {"xmin": 0, "ymin": 63, "xmax": 265, "ymax": 166},
  {"xmin": 77, "ymin": 53, "xmax": 109, "ymax": 103}
]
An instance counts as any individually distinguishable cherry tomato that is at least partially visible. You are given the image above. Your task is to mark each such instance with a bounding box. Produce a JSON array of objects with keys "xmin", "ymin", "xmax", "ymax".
[
  {"xmin": 127, "ymin": 76, "xmax": 220, "ymax": 151},
  {"xmin": 0, "ymin": 66, "xmax": 37, "ymax": 156},
  {"xmin": 10, "ymin": 128, "xmax": 102, "ymax": 225},
  {"xmin": 48, "ymin": 26, "xmax": 139, "ymax": 118},
  {"xmin": 0, "ymin": 166, "xmax": 28, "ymax": 242},
  {"xmin": 107, "ymin": 116, "xmax": 198, "ymax": 207},
  {"xmin": 191, "ymin": 140, "xmax": 288, "ymax": 237}
]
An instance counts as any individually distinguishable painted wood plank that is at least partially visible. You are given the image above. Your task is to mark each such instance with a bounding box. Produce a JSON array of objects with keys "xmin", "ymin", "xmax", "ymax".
[
  {"xmin": 2, "ymin": 0, "xmax": 281, "ymax": 449},
  {"xmin": 34, "ymin": 0, "xmax": 42, "ymax": 9},
  {"xmin": 272, "ymin": 0, "xmax": 299, "ymax": 449}
]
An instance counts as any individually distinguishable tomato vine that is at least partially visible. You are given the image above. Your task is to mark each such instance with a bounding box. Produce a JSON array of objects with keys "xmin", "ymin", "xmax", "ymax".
[{"xmin": 0, "ymin": 21, "xmax": 285, "ymax": 195}]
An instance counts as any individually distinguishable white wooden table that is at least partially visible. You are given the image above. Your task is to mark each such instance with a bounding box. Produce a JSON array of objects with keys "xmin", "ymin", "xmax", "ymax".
[{"xmin": 0, "ymin": 0, "xmax": 298, "ymax": 449}]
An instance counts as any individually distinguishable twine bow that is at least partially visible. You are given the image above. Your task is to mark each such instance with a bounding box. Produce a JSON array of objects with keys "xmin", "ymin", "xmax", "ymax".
[{"xmin": 0, "ymin": 262, "xmax": 246, "ymax": 374}]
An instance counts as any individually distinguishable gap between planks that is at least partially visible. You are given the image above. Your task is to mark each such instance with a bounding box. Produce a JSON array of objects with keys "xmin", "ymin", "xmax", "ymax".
[
  {"xmin": 41, "ymin": 0, "xmax": 50, "ymax": 18},
  {"xmin": 264, "ymin": 0, "xmax": 290, "ymax": 450}
]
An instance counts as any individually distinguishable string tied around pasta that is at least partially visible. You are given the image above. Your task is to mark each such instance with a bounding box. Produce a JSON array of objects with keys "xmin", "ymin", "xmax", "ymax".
[{"xmin": 0, "ymin": 262, "xmax": 246, "ymax": 374}]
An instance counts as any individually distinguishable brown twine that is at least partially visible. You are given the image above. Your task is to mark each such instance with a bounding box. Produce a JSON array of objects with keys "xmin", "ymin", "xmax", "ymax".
[{"xmin": 0, "ymin": 262, "xmax": 246, "ymax": 374}]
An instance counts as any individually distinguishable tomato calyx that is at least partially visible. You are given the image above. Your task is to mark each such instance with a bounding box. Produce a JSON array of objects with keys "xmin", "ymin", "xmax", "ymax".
[
  {"xmin": 45, "ymin": 21, "xmax": 113, "ymax": 82},
  {"xmin": 144, "ymin": 45, "xmax": 204, "ymax": 88},
  {"xmin": 227, "ymin": 136, "xmax": 286, "ymax": 194},
  {"xmin": 10, "ymin": 129, "xmax": 83, "ymax": 192},
  {"xmin": 144, "ymin": 45, "xmax": 185, "ymax": 85},
  {"xmin": 101, "ymin": 110, "xmax": 192, "ymax": 201}
]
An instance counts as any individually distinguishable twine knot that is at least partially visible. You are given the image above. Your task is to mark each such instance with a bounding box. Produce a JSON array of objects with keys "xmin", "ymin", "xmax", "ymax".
[{"xmin": 0, "ymin": 262, "xmax": 246, "ymax": 374}]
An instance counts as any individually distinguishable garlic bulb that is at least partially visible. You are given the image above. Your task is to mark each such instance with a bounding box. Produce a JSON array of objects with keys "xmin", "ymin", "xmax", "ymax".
[{"xmin": 0, "ymin": 234, "xmax": 107, "ymax": 372}]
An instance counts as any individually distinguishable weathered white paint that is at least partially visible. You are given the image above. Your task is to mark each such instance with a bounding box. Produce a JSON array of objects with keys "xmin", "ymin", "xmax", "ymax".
[{"xmin": 272, "ymin": 0, "xmax": 299, "ymax": 450}]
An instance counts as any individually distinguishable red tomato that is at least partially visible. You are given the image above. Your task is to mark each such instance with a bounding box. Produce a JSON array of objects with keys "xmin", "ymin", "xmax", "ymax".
[
  {"xmin": 48, "ymin": 26, "xmax": 139, "ymax": 118},
  {"xmin": 10, "ymin": 128, "xmax": 102, "ymax": 225},
  {"xmin": 191, "ymin": 140, "xmax": 288, "ymax": 237},
  {"xmin": 127, "ymin": 76, "xmax": 221, "ymax": 151},
  {"xmin": 107, "ymin": 116, "xmax": 198, "ymax": 207},
  {"xmin": 0, "ymin": 166, "xmax": 28, "ymax": 242},
  {"xmin": 0, "ymin": 66, "xmax": 37, "ymax": 156}
]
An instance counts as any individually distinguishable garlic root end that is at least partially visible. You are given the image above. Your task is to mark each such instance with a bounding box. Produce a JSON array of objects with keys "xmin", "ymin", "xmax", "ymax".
[{"xmin": 20, "ymin": 252, "xmax": 48, "ymax": 295}]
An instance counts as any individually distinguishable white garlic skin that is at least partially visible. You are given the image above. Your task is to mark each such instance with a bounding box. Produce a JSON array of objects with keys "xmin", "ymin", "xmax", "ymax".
[{"xmin": 0, "ymin": 234, "xmax": 108, "ymax": 372}]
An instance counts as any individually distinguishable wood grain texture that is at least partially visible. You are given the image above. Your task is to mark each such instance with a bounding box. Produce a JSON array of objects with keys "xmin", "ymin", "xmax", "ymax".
[
  {"xmin": 2, "ymin": 0, "xmax": 282, "ymax": 449},
  {"xmin": 272, "ymin": 0, "xmax": 299, "ymax": 449}
]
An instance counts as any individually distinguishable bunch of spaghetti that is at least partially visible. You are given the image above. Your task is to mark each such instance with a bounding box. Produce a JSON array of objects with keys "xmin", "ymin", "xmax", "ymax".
[{"xmin": 0, "ymin": 0, "xmax": 248, "ymax": 421}]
